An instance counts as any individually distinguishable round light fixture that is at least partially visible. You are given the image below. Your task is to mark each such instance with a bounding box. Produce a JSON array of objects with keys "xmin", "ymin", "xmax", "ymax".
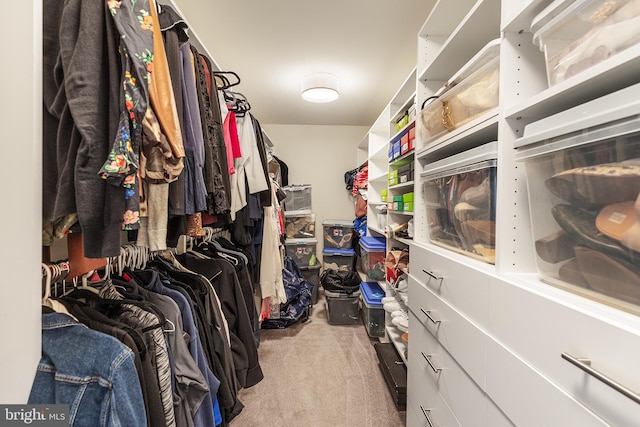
[{"xmin": 301, "ymin": 73, "xmax": 339, "ymax": 103}]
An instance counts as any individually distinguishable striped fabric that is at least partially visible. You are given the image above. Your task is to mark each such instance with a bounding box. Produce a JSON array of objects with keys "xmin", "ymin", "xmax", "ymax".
[{"xmin": 101, "ymin": 282, "xmax": 176, "ymax": 427}]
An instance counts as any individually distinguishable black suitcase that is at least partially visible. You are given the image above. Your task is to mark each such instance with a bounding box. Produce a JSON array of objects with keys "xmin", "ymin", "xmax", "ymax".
[{"xmin": 374, "ymin": 342, "xmax": 407, "ymax": 410}]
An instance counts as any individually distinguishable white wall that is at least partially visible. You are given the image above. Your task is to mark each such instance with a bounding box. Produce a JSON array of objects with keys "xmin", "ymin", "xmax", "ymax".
[
  {"xmin": 262, "ymin": 124, "xmax": 368, "ymax": 260},
  {"xmin": 0, "ymin": 0, "xmax": 42, "ymax": 402}
]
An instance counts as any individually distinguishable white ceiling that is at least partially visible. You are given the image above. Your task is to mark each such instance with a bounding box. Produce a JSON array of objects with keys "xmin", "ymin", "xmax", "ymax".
[{"xmin": 171, "ymin": 0, "xmax": 436, "ymax": 126}]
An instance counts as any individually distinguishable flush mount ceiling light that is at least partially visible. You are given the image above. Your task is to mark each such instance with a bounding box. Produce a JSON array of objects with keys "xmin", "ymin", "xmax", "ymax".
[{"xmin": 301, "ymin": 73, "xmax": 339, "ymax": 103}]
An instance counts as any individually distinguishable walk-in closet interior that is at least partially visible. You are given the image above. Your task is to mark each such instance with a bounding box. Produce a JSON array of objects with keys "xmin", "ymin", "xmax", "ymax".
[{"xmin": 4, "ymin": 0, "xmax": 640, "ymax": 426}]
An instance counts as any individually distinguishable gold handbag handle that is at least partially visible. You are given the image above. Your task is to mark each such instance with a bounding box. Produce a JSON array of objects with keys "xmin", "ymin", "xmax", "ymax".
[{"xmin": 441, "ymin": 100, "xmax": 455, "ymax": 131}]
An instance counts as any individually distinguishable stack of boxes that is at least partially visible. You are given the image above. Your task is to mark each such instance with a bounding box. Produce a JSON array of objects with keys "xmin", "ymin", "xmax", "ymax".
[
  {"xmin": 282, "ymin": 184, "xmax": 320, "ymax": 304},
  {"xmin": 389, "ymin": 192, "xmax": 414, "ymax": 213},
  {"xmin": 322, "ymin": 219, "xmax": 360, "ymax": 325}
]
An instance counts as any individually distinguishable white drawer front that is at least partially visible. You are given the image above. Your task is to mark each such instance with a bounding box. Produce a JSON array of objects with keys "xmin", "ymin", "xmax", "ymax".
[
  {"xmin": 410, "ymin": 242, "xmax": 490, "ymax": 329},
  {"xmin": 409, "ymin": 273, "xmax": 487, "ymax": 389},
  {"xmin": 408, "ymin": 312, "xmax": 489, "ymax": 427},
  {"xmin": 406, "ymin": 397, "xmax": 460, "ymax": 427},
  {"xmin": 489, "ymin": 276, "xmax": 640, "ymax": 426},
  {"xmin": 486, "ymin": 337, "xmax": 610, "ymax": 427}
]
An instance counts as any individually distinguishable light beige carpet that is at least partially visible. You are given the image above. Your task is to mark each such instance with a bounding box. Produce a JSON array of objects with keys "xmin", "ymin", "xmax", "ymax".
[{"xmin": 230, "ymin": 292, "xmax": 406, "ymax": 427}]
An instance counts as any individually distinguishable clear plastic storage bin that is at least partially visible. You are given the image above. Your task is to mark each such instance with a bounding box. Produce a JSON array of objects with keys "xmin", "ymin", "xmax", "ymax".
[
  {"xmin": 516, "ymin": 83, "xmax": 640, "ymax": 314},
  {"xmin": 325, "ymin": 289, "xmax": 360, "ymax": 325},
  {"xmin": 359, "ymin": 236, "xmax": 387, "ymax": 281},
  {"xmin": 322, "ymin": 220, "xmax": 354, "ymax": 249},
  {"xmin": 282, "ymin": 184, "xmax": 312, "ymax": 212},
  {"xmin": 532, "ymin": 0, "xmax": 640, "ymax": 87},
  {"xmin": 285, "ymin": 238, "xmax": 318, "ymax": 267},
  {"xmin": 419, "ymin": 39, "xmax": 500, "ymax": 145},
  {"xmin": 322, "ymin": 248, "xmax": 356, "ymax": 271},
  {"xmin": 421, "ymin": 142, "xmax": 498, "ymax": 264},
  {"xmin": 360, "ymin": 281, "xmax": 385, "ymax": 337},
  {"xmin": 284, "ymin": 212, "xmax": 316, "ymax": 239}
]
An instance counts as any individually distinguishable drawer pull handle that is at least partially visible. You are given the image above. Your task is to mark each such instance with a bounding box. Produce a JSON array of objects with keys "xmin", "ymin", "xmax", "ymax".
[
  {"xmin": 420, "ymin": 308, "xmax": 441, "ymax": 324},
  {"xmin": 421, "ymin": 352, "xmax": 441, "ymax": 373},
  {"xmin": 422, "ymin": 269, "xmax": 443, "ymax": 282},
  {"xmin": 419, "ymin": 405, "xmax": 436, "ymax": 427},
  {"xmin": 561, "ymin": 352, "xmax": 640, "ymax": 404}
]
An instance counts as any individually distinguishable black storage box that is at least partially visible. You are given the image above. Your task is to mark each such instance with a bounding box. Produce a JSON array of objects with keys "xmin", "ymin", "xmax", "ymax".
[
  {"xmin": 374, "ymin": 343, "xmax": 407, "ymax": 410},
  {"xmin": 397, "ymin": 163, "xmax": 413, "ymax": 185},
  {"xmin": 300, "ymin": 264, "xmax": 320, "ymax": 305}
]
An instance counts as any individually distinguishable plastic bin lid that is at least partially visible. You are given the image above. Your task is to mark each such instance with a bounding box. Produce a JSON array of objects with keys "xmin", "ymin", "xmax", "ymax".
[
  {"xmin": 322, "ymin": 219, "xmax": 354, "ymax": 227},
  {"xmin": 284, "ymin": 210, "xmax": 314, "ymax": 217},
  {"xmin": 531, "ymin": 0, "xmax": 585, "ymax": 46},
  {"xmin": 515, "ymin": 82, "xmax": 640, "ymax": 150},
  {"xmin": 285, "ymin": 238, "xmax": 318, "ymax": 245},
  {"xmin": 421, "ymin": 141, "xmax": 497, "ymax": 179},
  {"xmin": 282, "ymin": 184, "xmax": 312, "ymax": 191},
  {"xmin": 325, "ymin": 289, "xmax": 360, "ymax": 298},
  {"xmin": 448, "ymin": 39, "xmax": 500, "ymax": 87},
  {"xmin": 359, "ymin": 236, "xmax": 386, "ymax": 250},
  {"xmin": 322, "ymin": 248, "xmax": 355, "ymax": 256},
  {"xmin": 360, "ymin": 281, "xmax": 385, "ymax": 307}
]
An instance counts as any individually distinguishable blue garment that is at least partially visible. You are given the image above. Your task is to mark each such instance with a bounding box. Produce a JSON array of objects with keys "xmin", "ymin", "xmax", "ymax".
[
  {"xmin": 29, "ymin": 313, "xmax": 147, "ymax": 427},
  {"xmin": 150, "ymin": 273, "xmax": 222, "ymax": 427},
  {"xmin": 179, "ymin": 42, "xmax": 208, "ymax": 214}
]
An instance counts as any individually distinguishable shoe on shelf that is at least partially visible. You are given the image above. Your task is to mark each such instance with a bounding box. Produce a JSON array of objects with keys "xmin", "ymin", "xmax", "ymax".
[
  {"xmin": 395, "ymin": 275, "xmax": 408, "ymax": 293},
  {"xmin": 383, "ymin": 301, "xmax": 402, "ymax": 313},
  {"xmin": 391, "ymin": 314, "xmax": 408, "ymax": 332},
  {"xmin": 401, "ymin": 332, "xmax": 409, "ymax": 344},
  {"xmin": 381, "ymin": 296, "xmax": 398, "ymax": 304},
  {"xmin": 390, "ymin": 309, "xmax": 407, "ymax": 319}
]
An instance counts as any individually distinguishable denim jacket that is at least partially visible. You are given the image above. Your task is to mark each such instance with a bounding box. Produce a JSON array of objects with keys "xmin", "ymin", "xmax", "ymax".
[{"xmin": 29, "ymin": 313, "xmax": 147, "ymax": 427}]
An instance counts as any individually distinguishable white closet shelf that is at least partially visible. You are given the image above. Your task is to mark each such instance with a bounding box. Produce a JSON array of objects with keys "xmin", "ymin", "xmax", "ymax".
[
  {"xmin": 388, "ymin": 210, "xmax": 414, "ymax": 217},
  {"xmin": 418, "ymin": 0, "xmax": 478, "ymax": 39},
  {"xmin": 389, "ymin": 151, "xmax": 415, "ymax": 168},
  {"xmin": 397, "ymin": 237, "xmax": 413, "ymax": 246},
  {"xmin": 505, "ymin": 45, "xmax": 640, "ymax": 121},
  {"xmin": 389, "ymin": 181, "xmax": 414, "ymax": 191},
  {"xmin": 369, "ymin": 172, "xmax": 389, "ymax": 183},
  {"xmin": 391, "ymin": 93, "xmax": 416, "ymax": 124},
  {"xmin": 418, "ymin": 0, "xmax": 501, "ymax": 82},
  {"xmin": 368, "ymin": 225, "xmax": 386, "ymax": 236},
  {"xmin": 370, "ymin": 142, "xmax": 389, "ymax": 162},
  {"xmin": 501, "ymin": 0, "xmax": 550, "ymax": 33},
  {"xmin": 416, "ymin": 110, "xmax": 499, "ymax": 164},
  {"xmin": 385, "ymin": 325, "xmax": 408, "ymax": 365}
]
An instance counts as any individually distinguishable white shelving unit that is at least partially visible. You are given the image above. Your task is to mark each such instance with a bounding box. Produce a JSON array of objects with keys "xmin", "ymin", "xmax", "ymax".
[
  {"xmin": 362, "ymin": 0, "xmax": 640, "ymax": 425},
  {"xmin": 360, "ymin": 69, "xmax": 417, "ymax": 362}
]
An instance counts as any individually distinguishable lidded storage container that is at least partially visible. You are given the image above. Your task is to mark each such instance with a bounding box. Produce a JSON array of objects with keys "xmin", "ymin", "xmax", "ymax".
[
  {"xmin": 322, "ymin": 248, "xmax": 356, "ymax": 271},
  {"xmin": 284, "ymin": 211, "xmax": 316, "ymax": 239},
  {"xmin": 325, "ymin": 289, "xmax": 360, "ymax": 325},
  {"xmin": 516, "ymin": 82, "xmax": 640, "ymax": 314},
  {"xmin": 359, "ymin": 236, "xmax": 387, "ymax": 281},
  {"xmin": 421, "ymin": 141, "xmax": 498, "ymax": 264},
  {"xmin": 284, "ymin": 238, "xmax": 318, "ymax": 267},
  {"xmin": 532, "ymin": 0, "xmax": 640, "ymax": 87},
  {"xmin": 322, "ymin": 220, "xmax": 354, "ymax": 249},
  {"xmin": 419, "ymin": 39, "xmax": 500, "ymax": 145},
  {"xmin": 282, "ymin": 184, "xmax": 312, "ymax": 212},
  {"xmin": 359, "ymin": 281, "xmax": 386, "ymax": 337}
]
